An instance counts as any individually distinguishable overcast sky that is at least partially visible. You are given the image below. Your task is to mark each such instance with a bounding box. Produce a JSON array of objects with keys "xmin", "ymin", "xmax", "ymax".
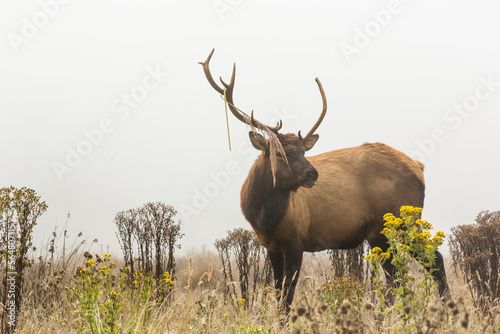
[{"xmin": 1, "ymin": 1, "xmax": 499, "ymax": 258}]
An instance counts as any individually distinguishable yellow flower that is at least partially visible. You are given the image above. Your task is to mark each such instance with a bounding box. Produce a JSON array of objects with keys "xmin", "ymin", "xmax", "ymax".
[
  {"xmin": 98, "ymin": 290, "xmax": 103, "ymax": 295},
  {"xmin": 87, "ymin": 259, "xmax": 96, "ymax": 266},
  {"xmin": 426, "ymin": 245, "xmax": 434, "ymax": 250},
  {"xmin": 123, "ymin": 267, "xmax": 131, "ymax": 272},
  {"xmin": 102, "ymin": 254, "xmax": 111, "ymax": 258},
  {"xmin": 436, "ymin": 231, "xmax": 445, "ymax": 238},
  {"xmin": 383, "ymin": 213, "xmax": 395, "ymax": 221},
  {"xmin": 385, "ymin": 218, "xmax": 403, "ymax": 228},
  {"xmin": 133, "ymin": 280, "xmax": 139, "ymax": 286},
  {"xmin": 99, "ymin": 267, "xmax": 107, "ymax": 273},
  {"xmin": 371, "ymin": 247, "xmax": 382, "ymax": 254},
  {"xmin": 237, "ymin": 298, "xmax": 245, "ymax": 305},
  {"xmin": 110, "ymin": 290, "xmax": 119, "ymax": 297},
  {"xmin": 381, "ymin": 252, "xmax": 391, "ymax": 259},
  {"xmin": 400, "ymin": 206, "xmax": 422, "ymax": 215},
  {"xmin": 421, "ymin": 221, "xmax": 433, "ymax": 229}
]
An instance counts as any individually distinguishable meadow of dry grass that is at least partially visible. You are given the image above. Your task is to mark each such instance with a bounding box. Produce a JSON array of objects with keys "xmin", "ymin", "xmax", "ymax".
[{"xmin": 6, "ymin": 247, "xmax": 500, "ymax": 334}]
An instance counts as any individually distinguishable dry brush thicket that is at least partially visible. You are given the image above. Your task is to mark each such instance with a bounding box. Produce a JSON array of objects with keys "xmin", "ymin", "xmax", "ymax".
[
  {"xmin": 449, "ymin": 210, "xmax": 500, "ymax": 312},
  {"xmin": 114, "ymin": 201, "xmax": 184, "ymax": 279}
]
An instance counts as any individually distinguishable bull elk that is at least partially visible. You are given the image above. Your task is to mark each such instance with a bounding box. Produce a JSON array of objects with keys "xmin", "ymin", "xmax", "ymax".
[{"xmin": 199, "ymin": 49, "xmax": 450, "ymax": 316}]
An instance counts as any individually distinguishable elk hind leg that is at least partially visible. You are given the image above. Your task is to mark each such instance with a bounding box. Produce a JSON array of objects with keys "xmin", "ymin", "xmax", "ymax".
[{"xmin": 425, "ymin": 250, "xmax": 451, "ymax": 302}]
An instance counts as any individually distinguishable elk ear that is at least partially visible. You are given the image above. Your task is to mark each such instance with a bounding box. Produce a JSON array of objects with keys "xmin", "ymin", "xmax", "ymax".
[
  {"xmin": 303, "ymin": 134, "xmax": 319, "ymax": 151},
  {"xmin": 249, "ymin": 131, "xmax": 267, "ymax": 151}
]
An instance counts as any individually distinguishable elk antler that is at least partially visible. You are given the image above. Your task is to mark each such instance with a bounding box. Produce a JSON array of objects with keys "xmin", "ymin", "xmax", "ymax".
[
  {"xmin": 299, "ymin": 78, "xmax": 327, "ymax": 141},
  {"xmin": 199, "ymin": 49, "xmax": 283, "ymax": 133}
]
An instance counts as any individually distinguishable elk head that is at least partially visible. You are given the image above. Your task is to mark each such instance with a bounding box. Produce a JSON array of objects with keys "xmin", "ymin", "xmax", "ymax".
[{"xmin": 199, "ymin": 49, "xmax": 327, "ymax": 190}]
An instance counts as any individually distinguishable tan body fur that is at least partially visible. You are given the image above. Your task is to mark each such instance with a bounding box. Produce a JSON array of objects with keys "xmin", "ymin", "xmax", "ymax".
[{"xmin": 247, "ymin": 142, "xmax": 425, "ymax": 253}]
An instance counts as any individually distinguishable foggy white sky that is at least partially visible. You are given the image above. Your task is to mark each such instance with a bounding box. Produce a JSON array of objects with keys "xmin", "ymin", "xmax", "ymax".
[{"xmin": 1, "ymin": 0, "xmax": 499, "ymax": 258}]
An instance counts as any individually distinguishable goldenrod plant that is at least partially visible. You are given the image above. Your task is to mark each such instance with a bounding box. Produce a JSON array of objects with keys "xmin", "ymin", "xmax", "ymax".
[{"xmin": 364, "ymin": 206, "xmax": 446, "ymax": 332}]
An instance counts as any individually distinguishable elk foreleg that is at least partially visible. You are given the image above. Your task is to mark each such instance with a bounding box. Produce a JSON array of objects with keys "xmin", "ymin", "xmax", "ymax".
[
  {"xmin": 268, "ymin": 246, "xmax": 303, "ymax": 320},
  {"xmin": 282, "ymin": 246, "xmax": 303, "ymax": 317},
  {"xmin": 268, "ymin": 249, "xmax": 285, "ymax": 292}
]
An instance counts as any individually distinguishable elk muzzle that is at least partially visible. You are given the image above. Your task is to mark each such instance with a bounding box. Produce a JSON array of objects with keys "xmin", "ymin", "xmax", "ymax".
[{"xmin": 302, "ymin": 167, "xmax": 319, "ymax": 188}]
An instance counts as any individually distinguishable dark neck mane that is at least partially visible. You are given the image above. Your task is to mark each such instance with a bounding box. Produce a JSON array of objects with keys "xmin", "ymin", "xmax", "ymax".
[{"xmin": 240, "ymin": 156, "xmax": 291, "ymax": 232}]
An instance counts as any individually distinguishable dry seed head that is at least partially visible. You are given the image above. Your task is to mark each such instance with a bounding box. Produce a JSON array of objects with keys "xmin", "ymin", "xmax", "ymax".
[
  {"xmin": 364, "ymin": 302, "xmax": 373, "ymax": 310},
  {"xmin": 290, "ymin": 315, "xmax": 298, "ymax": 323},
  {"xmin": 446, "ymin": 301, "xmax": 456, "ymax": 309},
  {"xmin": 297, "ymin": 307, "xmax": 306, "ymax": 317},
  {"xmin": 403, "ymin": 306, "xmax": 411, "ymax": 315},
  {"xmin": 318, "ymin": 304, "xmax": 328, "ymax": 314},
  {"xmin": 342, "ymin": 300, "xmax": 352, "ymax": 309},
  {"xmin": 341, "ymin": 299, "xmax": 352, "ymax": 314},
  {"xmin": 461, "ymin": 319, "xmax": 468, "ymax": 329}
]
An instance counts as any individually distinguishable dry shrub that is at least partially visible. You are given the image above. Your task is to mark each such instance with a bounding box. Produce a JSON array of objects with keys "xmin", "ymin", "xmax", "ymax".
[
  {"xmin": 449, "ymin": 210, "xmax": 500, "ymax": 311},
  {"xmin": 327, "ymin": 242, "xmax": 370, "ymax": 283},
  {"xmin": 114, "ymin": 202, "xmax": 183, "ymax": 279},
  {"xmin": 214, "ymin": 228, "xmax": 272, "ymax": 307}
]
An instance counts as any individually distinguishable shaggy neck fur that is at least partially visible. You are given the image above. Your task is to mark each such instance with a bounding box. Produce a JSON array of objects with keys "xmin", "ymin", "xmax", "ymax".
[{"xmin": 240, "ymin": 155, "xmax": 296, "ymax": 232}]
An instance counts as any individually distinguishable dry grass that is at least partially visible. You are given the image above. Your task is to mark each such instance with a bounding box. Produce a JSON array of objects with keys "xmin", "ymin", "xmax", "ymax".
[{"xmin": 4, "ymin": 248, "xmax": 499, "ymax": 333}]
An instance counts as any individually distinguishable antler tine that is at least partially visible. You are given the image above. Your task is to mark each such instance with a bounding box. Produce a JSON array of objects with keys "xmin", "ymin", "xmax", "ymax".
[
  {"xmin": 198, "ymin": 49, "xmax": 224, "ymax": 95},
  {"xmin": 304, "ymin": 78, "xmax": 327, "ymax": 139},
  {"xmin": 199, "ymin": 49, "xmax": 283, "ymax": 133}
]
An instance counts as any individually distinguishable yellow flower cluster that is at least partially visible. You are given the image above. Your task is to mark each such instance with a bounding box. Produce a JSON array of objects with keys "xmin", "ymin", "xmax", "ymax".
[
  {"xmin": 413, "ymin": 231, "xmax": 432, "ymax": 242},
  {"xmin": 364, "ymin": 247, "xmax": 390, "ymax": 262},
  {"xmin": 415, "ymin": 219, "xmax": 433, "ymax": 229},
  {"xmin": 400, "ymin": 206, "xmax": 422, "ymax": 216},
  {"xmin": 383, "ymin": 213, "xmax": 403, "ymax": 228},
  {"xmin": 367, "ymin": 206, "xmax": 446, "ymax": 266},
  {"xmin": 164, "ymin": 271, "xmax": 174, "ymax": 289}
]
